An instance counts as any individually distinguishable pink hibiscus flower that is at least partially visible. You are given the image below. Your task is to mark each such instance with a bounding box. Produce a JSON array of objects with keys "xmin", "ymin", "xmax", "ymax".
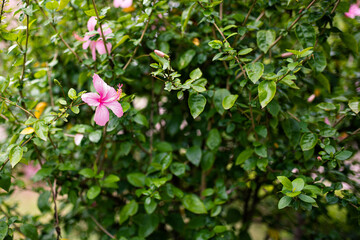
[
  {"xmin": 82, "ymin": 74, "xmax": 123, "ymax": 126},
  {"xmin": 345, "ymin": 4, "xmax": 360, "ymax": 18},
  {"xmin": 74, "ymin": 17, "xmax": 112, "ymax": 61},
  {"xmin": 114, "ymin": 0, "xmax": 133, "ymax": 8}
]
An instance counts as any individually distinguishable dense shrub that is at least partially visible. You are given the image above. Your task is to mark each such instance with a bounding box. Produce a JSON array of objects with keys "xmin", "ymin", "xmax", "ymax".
[{"xmin": 1, "ymin": 0, "xmax": 360, "ymax": 239}]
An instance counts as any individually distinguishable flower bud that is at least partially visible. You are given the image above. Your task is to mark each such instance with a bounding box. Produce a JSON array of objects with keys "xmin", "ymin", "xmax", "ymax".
[
  {"xmin": 317, "ymin": 156, "xmax": 322, "ymax": 161},
  {"xmin": 307, "ymin": 94, "xmax": 316, "ymax": 103},
  {"xmin": 154, "ymin": 50, "xmax": 168, "ymax": 58},
  {"xmin": 281, "ymin": 52, "xmax": 293, "ymax": 58}
]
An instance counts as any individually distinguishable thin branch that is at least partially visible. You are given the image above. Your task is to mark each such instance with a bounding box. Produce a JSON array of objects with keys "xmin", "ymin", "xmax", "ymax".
[
  {"xmin": 331, "ymin": 0, "xmax": 340, "ymax": 14},
  {"xmin": 235, "ymin": 0, "xmax": 318, "ymax": 80},
  {"xmin": 123, "ymin": 12, "xmax": 152, "ymax": 71},
  {"xmin": 0, "ymin": 0, "xmax": 6, "ymax": 25},
  {"xmin": 34, "ymin": 0, "xmax": 83, "ymax": 63},
  {"xmin": 91, "ymin": 0, "xmax": 114, "ymax": 68},
  {"xmin": 0, "ymin": 135, "xmax": 34, "ymax": 172},
  {"xmin": 89, "ymin": 215, "xmax": 116, "ymax": 239},
  {"xmin": 0, "ymin": 96, "xmax": 35, "ymax": 118},
  {"xmin": 19, "ymin": 0, "xmax": 30, "ymax": 103},
  {"xmin": 249, "ymin": 90, "xmax": 258, "ymax": 140},
  {"xmin": 243, "ymin": 0, "xmax": 257, "ymax": 26}
]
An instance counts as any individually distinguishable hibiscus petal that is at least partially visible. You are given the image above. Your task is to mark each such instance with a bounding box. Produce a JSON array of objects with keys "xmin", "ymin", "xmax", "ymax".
[
  {"xmin": 81, "ymin": 92, "xmax": 100, "ymax": 106},
  {"xmin": 104, "ymin": 101, "xmax": 123, "ymax": 118},
  {"xmin": 83, "ymin": 40, "xmax": 91, "ymax": 50},
  {"xmin": 93, "ymin": 74, "xmax": 110, "ymax": 97},
  {"xmin": 113, "ymin": 0, "xmax": 122, "ymax": 8},
  {"xmin": 120, "ymin": 0, "xmax": 133, "ymax": 8},
  {"xmin": 88, "ymin": 17, "xmax": 97, "ymax": 32},
  {"xmin": 96, "ymin": 40, "xmax": 107, "ymax": 55},
  {"xmin": 100, "ymin": 24, "xmax": 113, "ymax": 36},
  {"xmin": 74, "ymin": 33, "xmax": 84, "ymax": 41},
  {"xmin": 91, "ymin": 42, "xmax": 97, "ymax": 61},
  {"xmin": 94, "ymin": 104, "xmax": 109, "ymax": 126}
]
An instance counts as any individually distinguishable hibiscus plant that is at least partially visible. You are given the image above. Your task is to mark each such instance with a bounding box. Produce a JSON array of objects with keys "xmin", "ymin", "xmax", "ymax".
[{"xmin": 0, "ymin": 0, "xmax": 360, "ymax": 239}]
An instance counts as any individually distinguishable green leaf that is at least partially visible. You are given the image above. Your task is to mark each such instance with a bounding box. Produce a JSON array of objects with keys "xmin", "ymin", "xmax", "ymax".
[
  {"xmin": 258, "ymin": 80, "xmax": 276, "ymax": 108},
  {"xmin": 285, "ymin": 191, "xmax": 301, "ymax": 197},
  {"xmin": 238, "ymin": 48, "xmax": 253, "ymax": 55},
  {"xmin": 255, "ymin": 125, "xmax": 268, "ymax": 138},
  {"xmin": 190, "ymin": 68, "xmax": 202, "ymax": 80},
  {"xmin": 70, "ymin": 106, "xmax": 80, "ymax": 114},
  {"xmin": 278, "ymin": 196, "xmax": 292, "ymax": 209},
  {"xmin": 245, "ymin": 62, "xmax": 264, "ymax": 84},
  {"xmin": 349, "ymin": 98, "xmax": 360, "ymax": 114},
  {"xmin": 89, "ymin": 130, "xmax": 102, "ymax": 143},
  {"xmin": 315, "ymin": 73, "xmax": 330, "ymax": 93},
  {"xmin": 316, "ymin": 102, "xmax": 336, "ymax": 111},
  {"xmin": 57, "ymin": 0, "xmax": 70, "ymax": 11},
  {"xmin": 299, "ymin": 194, "xmax": 316, "ymax": 203},
  {"xmin": 87, "ymin": 186, "xmax": 101, "ymax": 199},
  {"xmin": 256, "ymin": 158, "xmax": 268, "ymax": 171},
  {"xmin": 280, "ymin": 75, "xmax": 299, "ymax": 89},
  {"xmin": 33, "ymin": 121, "xmax": 49, "ymax": 141},
  {"xmin": 9, "ymin": 146, "xmax": 23, "ymax": 168},
  {"xmin": 295, "ymin": 24, "xmax": 316, "ymax": 48},
  {"xmin": 134, "ymin": 214, "xmax": 159, "ymax": 237},
  {"xmin": 0, "ymin": 76, "xmax": 10, "ymax": 93},
  {"xmin": 182, "ymin": 194, "xmax": 207, "ymax": 214},
  {"xmin": 214, "ymin": 89, "xmax": 230, "ymax": 115},
  {"xmin": 335, "ymin": 150, "xmax": 352, "ymax": 161},
  {"xmin": 0, "ymin": 222, "xmax": 8, "ymax": 240},
  {"xmin": 170, "ymin": 162, "xmax": 186, "ymax": 176},
  {"xmin": 79, "ymin": 168, "xmax": 95, "ymax": 178},
  {"xmin": 341, "ymin": 33, "xmax": 358, "ymax": 55},
  {"xmin": 178, "ymin": 49, "xmax": 196, "ymax": 70},
  {"xmin": 277, "ymin": 176, "xmax": 293, "ymax": 190},
  {"xmin": 257, "ymin": 30, "xmax": 276, "ymax": 53},
  {"xmin": 303, "ymin": 185, "xmax": 321, "ymax": 195},
  {"xmin": 309, "ymin": 51, "xmax": 327, "ymax": 72},
  {"xmin": 292, "ymin": 178, "xmax": 305, "ymax": 192},
  {"xmin": 20, "ymin": 224, "xmax": 38, "ymax": 240},
  {"xmin": 181, "ymin": 3, "xmax": 196, "ymax": 34},
  {"xmin": 201, "ymin": 151, "xmax": 215, "ymax": 171},
  {"xmin": 144, "ymin": 197, "xmax": 157, "ymax": 214},
  {"xmin": 206, "ymin": 129, "xmax": 221, "ymax": 150},
  {"xmin": 119, "ymin": 200, "xmax": 139, "ymax": 224},
  {"xmin": 186, "ymin": 146, "xmax": 202, "ymax": 166},
  {"xmin": 0, "ymin": 174, "xmax": 11, "ymax": 192},
  {"xmin": 134, "ymin": 113, "xmax": 149, "ymax": 128},
  {"xmin": 45, "ymin": 1, "xmax": 59, "ymax": 10},
  {"xmin": 300, "ymin": 132, "xmax": 317, "ymax": 151},
  {"xmin": 208, "ymin": 40, "xmax": 223, "ymax": 49},
  {"xmin": 37, "ymin": 191, "xmax": 51, "ymax": 212},
  {"xmin": 222, "ymin": 94, "xmax": 238, "ymax": 110},
  {"xmin": 68, "ymin": 88, "xmax": 77, "ymax": 100},
  {"xmin": 188, "ymin": 94, "xmax": 206, "ymax": 118},
  {"xmin": 127, "ymin": 172, "xmax": 146, "ymax": 187},
  {"xmin": 235, "ymin": 149, "xmax": 253, "ymax": 165}
]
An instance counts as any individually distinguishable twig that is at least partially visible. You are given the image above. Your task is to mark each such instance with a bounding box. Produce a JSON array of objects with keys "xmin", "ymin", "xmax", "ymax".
[
  {"xmin": 89, "ymin": 215, "xmax": 116, "ymax": 239},
  {"xmin": 123, "ymin": 11, "xmax": 153, "ymax": 71},
  {"xmin": 0, "ymin": 96, "xmax": 35, "ymax": 118},
  {"xmin": 249, "ymin": 90, "xmax": 258, "ymax": 140},
  {"xmin": 34, "ymin": 0, "xmax": 83, "ymax": 63},
  {"xmin": 46, "ymin": 62, "xmax": 55, "ymax": 107},
  {"xmin": 287, "ymin": 111, "xmax": 300, "ymax": 122},
  {"xmin": 0, "ymin": 135, "xmax": 34, "ymax": 172},
  {"xmin": 91, "ymin": 0, "xmax": 114, "ymax": 68},
  {"xmin": 331, "ymin": 0, "xmax": 340, "ymax": 14},
  {"xmin": 243, "ymin": 0, "xmax": 257, "ymax": 26},
  {"xmin": 19, "ymin": 0, "xmax": 30, "ymax": 103},
  {"xmin": 0, "ymin": 0, "xmax": 6, "ymax": 25},
  {"xmin": 235, "ymin": 0, "xmax": 318, "ymax": 80}
]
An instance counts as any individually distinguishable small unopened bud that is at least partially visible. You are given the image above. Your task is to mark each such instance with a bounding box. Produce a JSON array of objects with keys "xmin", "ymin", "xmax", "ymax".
[
  {"xmin": 317, "ymin": 156, "xmax": 322, "ymax": 161},
  {"xmin": 281, "ymin": 52, "xmax": 293, "ymax": 58},
  {"xmin": 154, "ymin": 50, "xmax": 168, "ymax": 58},
  {"xmin": 307, "ymin": 94, "xmax": 316, "ymax": 103}
]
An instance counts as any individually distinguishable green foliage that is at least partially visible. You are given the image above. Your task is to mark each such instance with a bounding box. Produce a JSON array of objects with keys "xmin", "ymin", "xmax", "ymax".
[{"xmin": 0, "ymin": 0, "xmax": 360, "ymax": 239}]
